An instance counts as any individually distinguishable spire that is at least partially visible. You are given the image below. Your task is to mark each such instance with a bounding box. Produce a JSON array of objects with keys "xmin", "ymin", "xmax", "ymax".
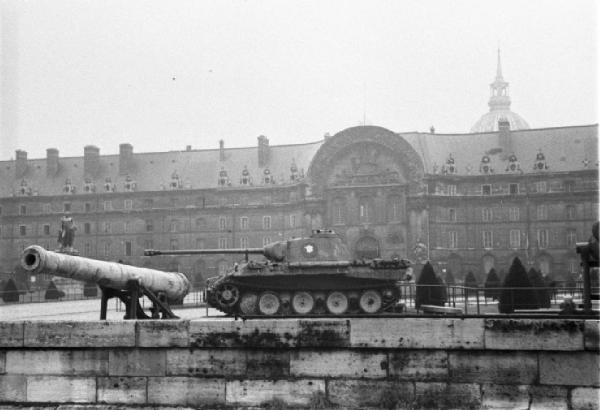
[
  {"xmin": 488, "ymin": 49, "xmax": 510, "ymax": 112},
  {"xmin": 496, "ymin": 48, "xmax": 503, "ymax": 80}
]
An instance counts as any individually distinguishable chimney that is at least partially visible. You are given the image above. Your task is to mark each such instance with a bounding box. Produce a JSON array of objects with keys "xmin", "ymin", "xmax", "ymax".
[
  {"xmin": 257, "ymin": 135, "xmax": 269, "ymax": 167},
  {"xmin": 119, "ymin": 143, "xmax": 133, "ymax": 175},
  {"xmin": 498, "ymin": 118, "xmax": 511, "ymax": 159},
  {"xmin": 15, "ymin": 150, "xmax": 27, "ymax": 178},
  {"xmin": 84, "ymin": 145, "xmax": 100, "ymax": 177},
  {"xmin": 219, "ymin": 139, "xmax": 225, "ymax": 162},
  {"xmin": 46, "ymin": 148, "xmax": 59, "ymax": 177}
]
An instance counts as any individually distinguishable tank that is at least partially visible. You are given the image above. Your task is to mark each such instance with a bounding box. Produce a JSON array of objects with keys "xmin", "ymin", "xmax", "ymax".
[{"xmin": 144, "ymin": 229, "xmax": 410, "ymax": 316}]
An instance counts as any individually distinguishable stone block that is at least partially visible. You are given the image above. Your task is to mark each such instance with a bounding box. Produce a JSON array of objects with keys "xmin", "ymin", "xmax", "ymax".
[
  {"xmin": 0, "ymin": 322, "xmax": 23, "ymax": 347},
  {"xmin": 297, "ymin": 319, "xmax": 350, "ymax": 347},
  {"xmin": 24, "ymin": 321, "xmax": 135, "ymax": 347},
  {"xmin": 585, "ymin": 320, "xmax": 600, "ymax": 351},
  {"xmin": 226, "ymin": 379, "xmax": 325, "ymax": 407},
  {"xmin": 481, "ymin": 384, "xmax": 529, "ymax": 410},
  {"xmin": 27, "ymin": 376, "xmax": 96, "ymax": 403},
  {"xmin": 6, "ymin": 350, "xmax": 108, "ymax": 375},
  {"xmin": 136, "ymin": 320, "xmax": 189, "ymax": 347},
  {"xmin": 389, "ymin": 350, "xmax": 448, "ymax": 381},
  {"xmin": 448, "ymin": 351, "xmax": 537, "ymax": 384},
  {"xmin": 571, "ymin": 387, "xmax": 600, "ymax": 410},
  {"xmin": 246, "ymin": 350, "xmax": 290, "ymax": 379},
  {"xmin": 540, "ymin": 352, "xmax": 600, "ymax": 386},
  {"xmin": 290, "ymin": 350, "xmax": 387, "ymax": 379},
  {"xmin": 414, "ymin": 382, "xmax": 481, "ymax": 409},
  {"xmin": 109, "ymin": 349, "xmax": 166, "ymax": 376},
  {"xmin": 147, "ymin": 377, "xmax": 225, "ymax": 406},
  {"xmin": 327, "ymin": 380, "xmax": 414, "ymax": 408},
  {"xmin": 166, "ymin": 349, "xmax": 245, "ymax": 377},
  {"xmin": 97, "ymin": 376, "xmax": 147, "ymax": 404},
  {"xmin": 0, "ymin": 375, "xmax": 27, "ymax": 401},
  {"xmin": 190, "ymin": 319, "xmax": 299, "ymax": 348},
  {"xmin": 529, "ymin": 385, "xmax": 569, "ymax": 410},
  {"xmin": 484, "ymin": 319, "xmax": 584, "ymax": 351},
  {"xmin": 350, "ymin": 318, "xmax": 484, "ymax": 349}
]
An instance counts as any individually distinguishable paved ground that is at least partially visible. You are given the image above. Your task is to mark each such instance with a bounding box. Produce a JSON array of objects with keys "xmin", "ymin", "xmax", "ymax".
[{"xmin": 0, "ymin": 298, "xmax": 224, "ymax": 321}]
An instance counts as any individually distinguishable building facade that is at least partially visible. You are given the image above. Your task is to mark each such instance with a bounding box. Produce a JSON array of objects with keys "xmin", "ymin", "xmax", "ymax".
[{"xmin": 1, "ymin": 56, "xmax": 598, "ymax": 286}]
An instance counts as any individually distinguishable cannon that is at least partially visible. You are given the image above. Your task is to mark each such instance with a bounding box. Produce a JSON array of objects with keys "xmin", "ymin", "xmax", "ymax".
[
  {"xmin": 21, "ymin": 245, "xmax": 191, "ymax": 319},
  {"xmin": 575, "ymin": 221, "xmax": 599, "ymax": 315},
  {"xmin": 145, "ymin": 229, "xmax": 411, "ymax": 317}
]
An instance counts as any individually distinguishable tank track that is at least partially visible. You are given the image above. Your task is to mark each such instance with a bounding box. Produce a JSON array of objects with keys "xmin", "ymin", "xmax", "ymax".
[{"xmin": 206, "ymin": 276, "xmax": 401, "ymax": 317}]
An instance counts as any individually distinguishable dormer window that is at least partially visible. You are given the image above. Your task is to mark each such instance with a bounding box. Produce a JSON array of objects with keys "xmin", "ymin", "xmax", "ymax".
[
  {"xmin": 124, "ymin": 174, "xmax": 137, "ymax": 192},
  {"xmin": 104, "ymin": 177, "xmax": 116, "ymax": 192},
  {"xmin": 290, "ymin": 160, "xmax": 299, "ymax": 181},
  {"xmin": 218, "ymin": 167, "xmax": 230, "ymax": 187},
  {"xmin": 63, "ymin": 178, "xmax": 76, "ymax": 194},
  {"xmin": 240, "ymin": 165, "xmax": 252, "ymax": 186},
  {"xmin": 479, "ymin": 155, "xmax": 493, "ymax": 174},
  {"xmin": 18, "ymin": 179, "xmax": 32, "ymax": 196},
  {"xmin": 441, "ymin": 154, "xmax": 457, "ymax": 175},
  {"xmin": 505, "ymin": 154, "xmax": 522, "ymax": 173},
  {"xmin": 170, "ymin": 171, "xmax": 182, "ymax": 189},
  {"xmin": 533, "ymin": 150, "xmax": 548, "ymax": 171},
  {"xmin": 263, "ymin": 168, "xmax": 274, "ymax": 184},
  {"xmin": 83, "ymin": 177, "xmax": 96, "ymax": 193}
]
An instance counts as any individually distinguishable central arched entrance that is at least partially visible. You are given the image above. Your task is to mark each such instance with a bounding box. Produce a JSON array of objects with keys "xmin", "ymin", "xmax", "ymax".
[{"xmin": 355, "ymin": 236, "xmax": 380, "ymax": 259}]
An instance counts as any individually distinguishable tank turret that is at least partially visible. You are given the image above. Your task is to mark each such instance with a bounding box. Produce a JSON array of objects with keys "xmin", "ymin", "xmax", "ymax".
[{"xmin": 145, "ymin": 229, "xmax": 411, "ymax": 317}]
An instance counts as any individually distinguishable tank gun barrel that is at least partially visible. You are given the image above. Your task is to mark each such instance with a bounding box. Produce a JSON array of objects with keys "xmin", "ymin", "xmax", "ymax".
[
  {"xmin": 144, "ymin": 248, "xmax": 264, "ymax": 256},
  {"xmin": 22, "ymin": 245, "xmax": 190, "ymax": 303}
]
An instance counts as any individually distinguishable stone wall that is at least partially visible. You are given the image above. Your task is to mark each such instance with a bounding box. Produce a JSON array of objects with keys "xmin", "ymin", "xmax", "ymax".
[{"xmin": 0, "ymin": 318, "xmax": 598, "ymax": 409}]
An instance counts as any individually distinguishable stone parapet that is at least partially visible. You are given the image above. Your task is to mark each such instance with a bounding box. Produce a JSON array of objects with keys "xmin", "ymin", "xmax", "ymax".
[{"xmin": 0, "ymin": 318, "xmax": 597, "ymax": 409}]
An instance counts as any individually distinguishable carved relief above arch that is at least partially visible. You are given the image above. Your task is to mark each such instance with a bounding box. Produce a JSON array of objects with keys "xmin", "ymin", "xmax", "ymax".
[{"xmin": 307, "ymin": 126, "xmax": 424, "ymax": 191}]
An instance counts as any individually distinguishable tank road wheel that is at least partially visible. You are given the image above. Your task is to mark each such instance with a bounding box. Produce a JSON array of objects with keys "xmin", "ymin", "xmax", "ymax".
[
  {"xmin": 239, "ymin": 292, "xmax": 258, "ymax": 315},
  {"xmin": 215, "ymin": 284, "xmax": 240, "ymax": 308},
  {"xmin": 359, "ymin": 289, "xmax": 382, "ymax": 313},
  {"xmin": 258, "ymin": 291, "xmax": 281, "ymax": 316},
  {"xmin": 326, "ymin": 291, "xmax": 349, "ymax": 315},
  {"xmin": 292, "ymin": 291, "xmax": 315, "ymax": 315}
]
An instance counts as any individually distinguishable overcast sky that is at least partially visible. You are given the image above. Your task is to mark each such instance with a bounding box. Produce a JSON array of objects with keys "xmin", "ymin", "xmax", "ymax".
[{"xmin": 0, "ymin": 0, "xmax": 597, "ymax": 160}]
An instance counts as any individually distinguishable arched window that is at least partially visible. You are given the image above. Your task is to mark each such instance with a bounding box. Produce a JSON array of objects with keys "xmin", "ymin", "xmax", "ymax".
[
  {"xmin": 331, "ymin": 197, "xmax": 346, "ymax": 225},
  {"xmin": 355, "ymin": 236, "xmax": 380, "ymax": 259},
  {"xmin": 387, "ymin": 195, "xmax": 403, "ymax": 222},
  {"xmin": 358, "ymin": 196, "xmax": 373, "ymax": 223},
  {"xmin": 482, "ymin": 254, "xmax": 495, "ymax": 275}
]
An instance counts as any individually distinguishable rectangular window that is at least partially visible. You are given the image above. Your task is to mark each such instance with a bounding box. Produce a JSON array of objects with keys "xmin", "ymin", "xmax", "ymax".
[
  {"xmin": 509, "ymin": 183, "xmax": 518, "ymax": 195},
  {"xmin": 218, "ymin": 237, "xmax": 228, "ymax": 249},
  {"xmin": 448, "ymin": 208, "xmax": 456, "ymax": 222},
  {"xmin": 84, "ymin": 242, "xmax": 91, "ymax": 256},
  {"xmin": 509, "ymin": 207, "xmax": 520, "ymax": 221},
  {"xmin": 482, "ymin": 231, "xmax": 493, "ymax": 248},
  {"xmin": 240, "ymin": 217, "xmax": 249, "ymax": 230},
  {"xmin": 263, "ymin": 236, "xmax": 272, "ymax": 246},
  {"xmin": 170, "ymin": 220, "xmax": 178, "ymax": 232},
  {"xmin": 170, "ymin": 238, "xmax": 179, "ymax": 250},
  {"xmin": 482, "ymin": 185, "xmax": 491, "ymax": 196},
  {"xmin": 63, "ymin": 203, "xmax": 71, "ymax": 212},
  {"xmin": 103, "ymin": 242, "xmax": 111, "ymax": 257},
  {"xmin": 19, "ymin": 205, "xmax": 27, "ymax": 215},
  {"xmin": 290, "ymin": 214, "xmax": 296, "ymax": 228},
  {"xmin": 143, "ymin": 198, "xmax": 154, "ymax": 209},
  {"xmin": 448, "ymin": 185, "xmax": 457, "ymax": 196},
  {"xmin": 103, "ymin": 201, "xmax": 113, "ymax": 211},
  {"xmin": 449, "ymin": 231, "xmax": 457, "ymax": 249},
  {"xmin": 566, "ymin": 205, "xmax": 576, "ymax": 220},
  {"xmin": 144, "ymin": 240, "xmax": 154, "ymax": 250},
  {"xmin": 240, "ymin": 236, "xmax": 249, "ymax": 248},
  {"xmin": 537, "ymin": 229, "xmax": 549, "ymax": 249},
  {"xmin": 124, "ymin": 241, "xmax": 132, "ymax": 256},
  {"xmin": 565, "ymin": 180, "xmax": 575, "ymax": 192},
  {"xmin": 145, "ymin": 219, "xmax": 153, "ymax": 232},
  {"xmin": 195, "ymin": 238, "xmax": 204, "ymax": 249},
  {"xmin": 482, "ymin": 208, "xmax": 492, "ymax": 222},
  {"xmin": 43, "ymin": 224, "xmax": 50, "ymax": 235},
  {"xmin": 124, "ymin": 221, "xmax": 131, "ymax": 233},
  {"xmin": 42, "ymin": 203, "xmax": 51, "ymax": 214},
  {"xmin": 219, "ymin": 217, "xmax": 227, "ymax": 231},
  {"xmin": 537, "ymin": 205, "xmax": 547, "ymax": 220},
  {"xmin": 19, "ymin": 225, "xmax": 26, "ymax": 236},
  {"xmin": 535, "ymin": 181, "xmax": 547, "ymax": 193},
  {"xmin": 124, "ymin": 199, "xmax": 133, "ymax": 210},
  {"xmin": 566, "ymin": 229, "xmax": 577, "ymax": 247},
  {"xmin": 568, "ymin": 259, "xmax": 579, "ymax": 274},
  {"xmin": 84, "ymin": 202, "xmax": 92, "ymax": 212},
  {"xmin": 103, "ymin": 222, "xmax": 111, "ymax": 233},
  {"xmin": 263, "ymin": 216, "xmax": 271, "ymax": 230},
  {"xmin": 510, "ymin": 229, "xmax": 521, "ymax": 248}
]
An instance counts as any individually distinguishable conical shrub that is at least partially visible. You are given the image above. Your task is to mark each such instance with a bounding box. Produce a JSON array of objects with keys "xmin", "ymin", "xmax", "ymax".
[
  {"xmin": 484, "ymin": 268, "xmax": 502, "ymax": 300},
  {"xmin": 528, "ymin": 268, "xmax": 550, "ymax": 308},
  {"xmin": 2, "ymin": 278, "xmax": 20, "ymax": 303},
  {"xmin": 45, "ymin": 280, "xmax": 65, "ymax": 300},
  {"xmin": 498, "ymin": 257, "xmax": 539, "ymax": 313},
  {"xmin": 416, "ymin": 262, "xmax": 446, "ymax": 308},
  {"xmin": 464, "ymin": 271, "xmax": 478, "ymax": 299},
  {"xmin": 444, "ymin": 269, "xmax": 456, "ymax": 285}
]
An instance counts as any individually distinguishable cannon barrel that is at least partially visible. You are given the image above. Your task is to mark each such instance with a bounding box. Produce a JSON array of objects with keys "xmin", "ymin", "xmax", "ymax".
[
  {"xmin": 144, "ymin": 248, "xmax": 264, "ymax": 256},
  {"xmin": 22, "ymin": 245, "xmax": 191, "ymax": 303}
]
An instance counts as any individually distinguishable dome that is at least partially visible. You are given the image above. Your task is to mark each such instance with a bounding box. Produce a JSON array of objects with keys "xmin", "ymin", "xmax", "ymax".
[{"xmin": 470, "ymin": 110, "xmax": 530, "ymax": 133}]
